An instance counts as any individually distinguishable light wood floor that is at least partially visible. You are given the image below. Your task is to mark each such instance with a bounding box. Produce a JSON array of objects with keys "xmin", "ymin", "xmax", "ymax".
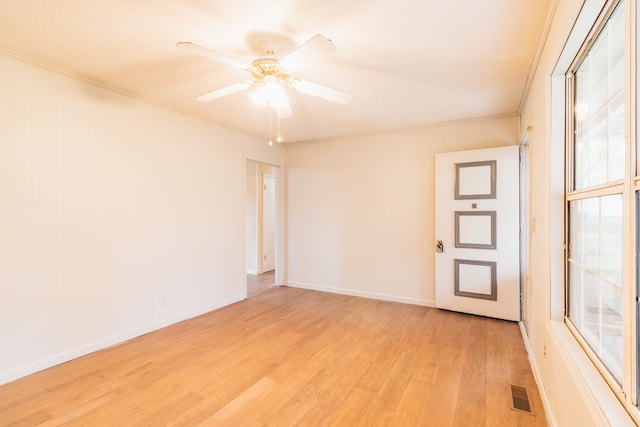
[
  {"xmin": 247, "ymin": 271, "xmax": 276, "ymax": 298},
  {"xmin": 0, "ymin": 287, "xmax": 547, "ymax": 426}
]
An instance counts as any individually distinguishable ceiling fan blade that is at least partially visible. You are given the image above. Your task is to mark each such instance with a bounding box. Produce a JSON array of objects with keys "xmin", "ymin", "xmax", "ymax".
[
  {"xmin": 176, "ymin": 41, "xmax": 250, "ymax": 70},
  {"xmin": 195, "ymin": 81, "xmax": 253, "ymax": 102},
  {"xmin": 272, "ymin": 98, "xmax": 293, "ymax": 118},
  {"xmin": 290, "ymin": 79, "xmax": 353, "ymax": 104},
  {"xmin": 280, "ymin": 34, "xmax": 336, "ymax": 72}
]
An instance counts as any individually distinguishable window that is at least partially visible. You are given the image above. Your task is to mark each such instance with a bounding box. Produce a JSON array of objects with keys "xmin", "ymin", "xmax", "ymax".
[
  {"xmin": 565, "ymin": 0, "xmax": 638, "ymax": 412},
  {"xmin": 568, "ymin": 195, "xmax": 623, "ymax": 379},
  {"xmin": 572, "ymin": 2, "xmax": 626, "ymax": 191}
]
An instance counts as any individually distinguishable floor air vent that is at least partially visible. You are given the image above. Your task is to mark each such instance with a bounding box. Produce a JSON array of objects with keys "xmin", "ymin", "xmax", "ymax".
[{"xmin": 510, "ymin": 385, "xmax": 532, "ymax": 413}]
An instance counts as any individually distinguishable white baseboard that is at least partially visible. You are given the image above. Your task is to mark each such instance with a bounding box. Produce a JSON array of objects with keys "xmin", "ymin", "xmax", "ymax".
[
  {"xmin": 518, "ymin": 321, "xmax": 558, "ymax": 427},
  {"xmin": 285, "ymin": 280, "xmax": 435, "ymax": 307},
  {"xmin": 0, "ymin": 295, "xmax": 244, "ymax": 386},
  {"xmin": 246, "ymin": 268, "xmax": 274, "ymax": 275}
]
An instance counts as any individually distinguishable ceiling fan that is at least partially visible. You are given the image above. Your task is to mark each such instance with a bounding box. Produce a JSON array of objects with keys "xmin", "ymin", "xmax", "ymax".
[{"xmin": 177, "ymin": 34, "xmax": 353, "ymax": 118}]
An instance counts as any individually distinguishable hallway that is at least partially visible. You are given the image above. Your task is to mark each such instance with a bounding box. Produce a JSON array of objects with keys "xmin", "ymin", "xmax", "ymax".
[{"xmin": 247, "ymin": 270, "xmax": 276, "ymax": 298}]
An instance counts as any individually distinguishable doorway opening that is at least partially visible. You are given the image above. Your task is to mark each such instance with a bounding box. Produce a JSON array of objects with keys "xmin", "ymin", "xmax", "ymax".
[{"xmin": 245, "ymin": 159, "xmax": 279, "ymax": 298}]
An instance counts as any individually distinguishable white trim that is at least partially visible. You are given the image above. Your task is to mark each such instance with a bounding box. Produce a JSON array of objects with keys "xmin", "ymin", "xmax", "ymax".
[
  {"xmin": 551, "ymin": 0, "xmax": 637, "ymax": 419},
  {"xmin": 243, "ymin": 158, "xmax": 285, "ymax": 294},
  {"xmin": 247, "ymin": 268, "xmax": 273, "ymax": 275},
  {"xmin": 519, "ymin": 321, "xmax": 558, "ymax": 427},
  {"xmin": 520, "ymin": 126, "xmax": 533, "ymax": 146},
  {"xmin": 547, "ymin": 321, "xmax": 635, "ymax": 426},
  {"xmin": 518, "ymin": 0, "xmax": 561, "ymax": 113},
  {"xmin": 0, "ymin": 295, "xmax": 244, "ymax": 386},
  {"xmin": 285, "ymin": 281, "xmax": 435, "ymax": 307},
  {"xmin": 275, "ymin": 164, "xmax": 285, "ymax": 287}
]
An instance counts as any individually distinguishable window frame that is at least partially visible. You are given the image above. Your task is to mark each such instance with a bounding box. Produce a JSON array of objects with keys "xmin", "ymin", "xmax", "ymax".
[{"xmin": 563, "ymin": 0, "xmax": 638, "ymax": 417}]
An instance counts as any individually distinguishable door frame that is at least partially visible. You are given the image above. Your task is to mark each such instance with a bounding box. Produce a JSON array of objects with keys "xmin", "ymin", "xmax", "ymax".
[
  {"xmin": 243, "ymin": 158, "xmax": 283, "ymax": 295},
  {"xmin": 519, "ymin": 127, "xmax": 532, "ymax": 336}
]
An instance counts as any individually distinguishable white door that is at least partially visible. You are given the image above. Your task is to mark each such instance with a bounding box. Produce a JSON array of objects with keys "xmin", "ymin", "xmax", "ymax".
[
  {"xmin": 262, "ymin": 174, "xmax": 276, "ymax": 272},
  {"xmin": 435, "ymin": 146, "xmax": 520, "ymax": 321}
]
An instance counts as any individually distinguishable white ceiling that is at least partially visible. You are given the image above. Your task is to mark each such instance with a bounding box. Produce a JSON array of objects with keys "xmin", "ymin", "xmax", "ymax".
[{"xmin": 0, "ymin": 0, "xmax": 552, "ymax": 143}]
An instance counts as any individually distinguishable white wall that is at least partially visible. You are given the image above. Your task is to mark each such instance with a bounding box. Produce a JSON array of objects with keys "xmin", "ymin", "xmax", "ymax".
[
  {"xmin": 246, "ymin": 160, "xmax": 258, "ymax": 273},
  {"xmin": 520, "ymin": 0, "xmax": 635, "ymax": 425},
  {"xmin": 284, "ymin": 116, "xmax": 519, "ymax": 305},
  {"xmin": 0, "ymin": 52, "xmax": 283, "ymax": 384}
]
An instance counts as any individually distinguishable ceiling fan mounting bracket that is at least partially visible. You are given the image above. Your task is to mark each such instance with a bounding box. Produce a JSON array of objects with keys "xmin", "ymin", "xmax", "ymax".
[{"xmin": 259, "ymin": 40, "xmax": 278, "ymax": 56}]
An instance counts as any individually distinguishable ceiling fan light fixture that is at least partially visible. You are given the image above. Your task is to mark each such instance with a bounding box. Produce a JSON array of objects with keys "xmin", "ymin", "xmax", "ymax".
[{"xmin": 250, "ymin": 76, "xmax": 288, "ymax": 108}]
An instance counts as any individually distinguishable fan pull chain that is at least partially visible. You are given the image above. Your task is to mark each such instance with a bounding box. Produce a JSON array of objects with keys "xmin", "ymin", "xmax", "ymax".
[
  {"xmin": 277, "ymin": 114, "xmax": 282, "ymax": 143},
  {"xmin": 268, "ymin": 106, "xmax": 273, "ymax": 146}
]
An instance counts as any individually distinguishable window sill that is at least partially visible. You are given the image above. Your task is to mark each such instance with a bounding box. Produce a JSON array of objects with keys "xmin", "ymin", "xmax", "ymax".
[{"xmin": 547, "ymin": 321, "xmax": 635, "ymax": 426}]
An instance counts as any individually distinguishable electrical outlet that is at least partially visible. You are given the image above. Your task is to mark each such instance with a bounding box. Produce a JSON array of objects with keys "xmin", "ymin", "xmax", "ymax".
[{"xmin": 162, "ymin": 293, "xmax": 168, "ymax": 306}]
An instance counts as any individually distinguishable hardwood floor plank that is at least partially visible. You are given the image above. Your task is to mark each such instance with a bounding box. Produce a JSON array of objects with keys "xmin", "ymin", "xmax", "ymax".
[
  {"xmin": 5, "ymin": 409, "xmax": 52, "ymax": 427},
  {"xmin": 452, "ymin": 315, "xmax": 488, "ymax": 427},
  {"xmin": 0, "ymin": 287, "xmax": 547, "ymax": 426},
  {"xmin": 420, "ymin": 311, "xmax": 469, "ymax": 426},
  {"xmin": 327, "ymin": 386, "xmax": 374, "ymax": 426},
  {"xmin": 238, "ymin": 327, "xmax": 354, "ymax": 423},
  {"xmin": 36, "ymin": 392, "xmax": 123, "ymax": 426},
  {"xmin": 196, "ymin": 377, "xmax": 274, "ymax": 426},
  {"xmin": 267, "ymin": 333, "xmax": 384, "ymax": 426},
  {"xmin": 356, "ymin": 349, "xmax": 424, "ymax": 426},
  {"xmin": 390, "ymin": 378, "xmax": 434, "ymax": 426},
  {"xmin": 247, "ymin": 271, "xmax": 275, "ymax": 298}
]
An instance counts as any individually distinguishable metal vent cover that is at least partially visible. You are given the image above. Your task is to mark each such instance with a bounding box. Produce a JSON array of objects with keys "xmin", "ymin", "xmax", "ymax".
[{"xmin": 510, "ymin": 385, "xmax": 532, "ymax": 413}]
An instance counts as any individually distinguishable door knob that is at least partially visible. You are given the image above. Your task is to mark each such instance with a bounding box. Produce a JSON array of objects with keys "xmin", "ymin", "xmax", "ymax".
[{"xmin": 436, "ymin": 240, "xmax": 444, "ymax": 253}]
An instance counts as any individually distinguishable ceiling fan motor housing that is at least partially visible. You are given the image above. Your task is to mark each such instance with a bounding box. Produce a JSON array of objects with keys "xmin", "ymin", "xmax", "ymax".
[{"xmin": 250, "ymin": 57, "xmax": 290, "ymax": 81}]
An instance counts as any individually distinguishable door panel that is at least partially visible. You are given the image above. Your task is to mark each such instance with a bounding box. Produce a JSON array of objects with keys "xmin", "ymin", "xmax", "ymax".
[
  {"xmin": 262, "ymin": 174, "xmax": 276, "ymax": 272},
  {"xmin": 435, "ymin": 146, "xmax": 520, "ymax": 321}
]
